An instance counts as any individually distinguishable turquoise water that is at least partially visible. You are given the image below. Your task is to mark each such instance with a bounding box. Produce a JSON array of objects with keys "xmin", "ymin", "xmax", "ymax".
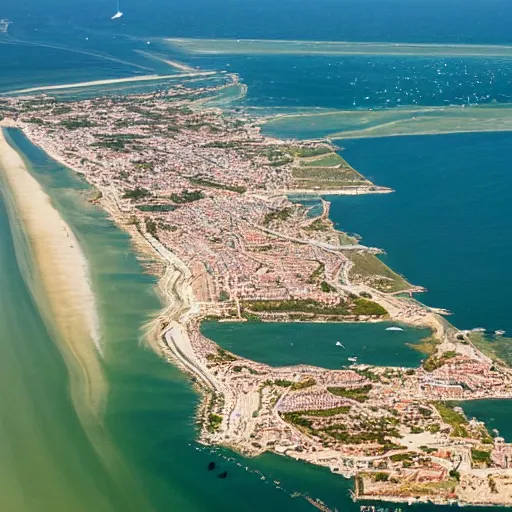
[
  {"xmin": 0, "ymin": 129, "xmax": 323, "ymax": 511},
  {"xmin": 0, "ymin": 173, "xmax": 127, "ymax": 512},
  {"xmin": 3, "ymin": 108, "xmax": 505, "ymax": 512},
  {"xmin": 461, "ymin": 400, "xmax": 512, "ymax": 443},
  {"xmin": 5, "ymin": 0, "xmax": 512, "ymax": 109},
  {"xmin": 201, "ymin": 321, "xmax": 431, "ymax": 368},
  {"xmin": 6, "ymin": 0, "xmax": 512, "ymax": 44},
  {"xmin": 2, "ymin": 1, "xmax": 512, "ymax": 509},
  {"xmin": 189, "ymin": 53, "xmax": 512, "ymax": 109},
  {"xmin": 327, "ymin": 132, "xmax": 512, "ymax": 336}
]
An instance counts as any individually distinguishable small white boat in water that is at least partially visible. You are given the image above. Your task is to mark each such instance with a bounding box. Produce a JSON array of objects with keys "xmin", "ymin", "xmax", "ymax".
[
  {"xmin": 386, "ymin": 326, "xmax": 404, "ymax": 332},
  {"xmin": 112, "ymin": 0, "xmax": 123, "ymax": 19},
  {"xmin": 335, "ymin": 341, "xmax": 346, "ymax": 349},
  {"xmin": 495, "ymin": 330, "xmax": 506, "ymax": 336},
  {"xmin": 348, "ymin": 356, "xmax": 358, "ymax": 363}
]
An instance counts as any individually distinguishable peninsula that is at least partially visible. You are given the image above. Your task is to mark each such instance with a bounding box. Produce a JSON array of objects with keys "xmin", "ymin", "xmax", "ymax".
[{"xmin": 2, "ymin": 86, "xmax": 512, "ymax": 508}]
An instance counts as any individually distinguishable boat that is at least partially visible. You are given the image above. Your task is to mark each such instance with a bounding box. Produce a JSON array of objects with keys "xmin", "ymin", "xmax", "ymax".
[
  {"xmin": 335, "ymin": 341, "xmax": 346, "ymax": 349},
  {"xmin": 386, "ymin": 326, "xmax": 404, "ymax": 332},
  {"xmin": 348, "ymin": 356, "xmax": 358, "ymax": 363},
  {"xmin": 495, "ymin": 330, "xmax": 506, "ymax": 336},
  {"xmin": 111, "ymin": 0, "xmax": 123, "ymax": 19}
]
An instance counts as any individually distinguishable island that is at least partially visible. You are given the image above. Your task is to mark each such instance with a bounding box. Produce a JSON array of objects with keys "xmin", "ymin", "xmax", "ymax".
[{"xmin": 2, "ymin": 85, "xmax": 512, "ymax": 508}]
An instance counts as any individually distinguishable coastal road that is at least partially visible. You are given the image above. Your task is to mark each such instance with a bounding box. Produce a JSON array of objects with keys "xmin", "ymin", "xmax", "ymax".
[{"xmin": 255, "ymin": 224, "xmax": 383, "ymax": 253}]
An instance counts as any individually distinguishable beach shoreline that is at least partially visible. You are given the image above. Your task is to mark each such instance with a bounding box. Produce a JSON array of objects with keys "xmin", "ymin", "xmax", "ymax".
[
  {"xmin": 0, "ymin": 129, "xmax": 105, "ymax": 418},
  {"xmin": 2, "ymin": 72, "xmax": 217, "ymax": 95},
  {"xmin": 5, "ymin": 90, "xmax": 512, "ymax": 507}
]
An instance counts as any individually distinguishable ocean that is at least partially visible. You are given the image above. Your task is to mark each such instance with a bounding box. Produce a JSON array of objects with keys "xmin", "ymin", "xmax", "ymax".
[
  {"xmin": 0, "ymin": 128, "xmax": 324, "ymax": 511},
  {"xmin": 327, "ymin": 132, "xmax": 512, "ymax": 336},
  {"xmin": 1, "ymin": 0, "xmax": 512, "ymax": 510}
]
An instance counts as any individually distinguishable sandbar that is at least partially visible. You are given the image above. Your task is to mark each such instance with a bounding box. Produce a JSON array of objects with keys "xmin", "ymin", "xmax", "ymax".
[
  {"xmin": 4, "ymin": 72, "xmax": 216, "ymax": 95},
  {"xmin": 166, "ymin": 37, "xmax": 512, "ymax": 57},
  {"xmin": 0, "ymin": 129, "xmax": 105, "ymax": 417}
]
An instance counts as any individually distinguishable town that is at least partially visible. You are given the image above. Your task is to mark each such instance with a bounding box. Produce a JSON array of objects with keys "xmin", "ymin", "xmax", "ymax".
[{"xmin": 2, "ymin": 86, "xmax": 512, "ymax": 506}]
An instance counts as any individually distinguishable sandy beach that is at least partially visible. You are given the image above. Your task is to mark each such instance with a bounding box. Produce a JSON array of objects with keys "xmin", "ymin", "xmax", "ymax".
[
  {"xmin": 135, "ymin": 51, "xmax": 199, "ymax": 73},
  {"xmin": 0, "ymin": 129, "xmax": 105, "ymax": 418},
  {"xmin": 4, "ymin": 72, "xmax": 217, "ymax": 95},
  {"xmin": 3, "ymin": 92, "xmax": 510, "ymax": 507}
]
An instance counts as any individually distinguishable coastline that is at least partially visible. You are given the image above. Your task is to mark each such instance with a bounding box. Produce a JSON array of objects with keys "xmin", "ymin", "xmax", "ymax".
[
  {"xmin": 2, "ymin": 72, "xmax": 217, "ymax": 96},
  {"xmin": 281, "ymin": 186, "xmax": 394, "ymax": 196},
  {"xmin": 5, "ymin": 95, "xmax": 512, "ymax": 508},
  {"xmin": 0, "ymin": 129, "xmax": 105, "ymax": 418}
]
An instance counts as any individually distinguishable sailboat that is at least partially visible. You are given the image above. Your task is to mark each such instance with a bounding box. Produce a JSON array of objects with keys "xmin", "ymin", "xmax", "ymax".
[{"xmin": 112, "ymin": 0, "xmax": 123, "ymax": 19}]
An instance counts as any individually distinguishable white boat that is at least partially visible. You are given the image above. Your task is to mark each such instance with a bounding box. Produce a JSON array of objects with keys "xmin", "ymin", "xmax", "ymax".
[
  {"xmin": 495, "ymin": 330, "xmax": 506, "ymax": 336},
  {"xmin": 335, "ymin": 341, "xmax": 346, "ymax": 349},
  {"xmin": 348, "ymin": 356, "xmax": 358, "ymax": 363},
  {"xmin": 112, "ymin": 0, "xmax": 123, "ymax": 19},
  {"xmin": 386, "ymin": 326, "xmax": 404, "ymax": 332}
]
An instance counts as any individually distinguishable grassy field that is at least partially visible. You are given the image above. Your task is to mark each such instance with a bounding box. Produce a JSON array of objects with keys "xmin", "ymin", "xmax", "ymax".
[
  {"xmin": 434, "ymin": 402, "xmax": 469, "ymax": 438},
  {"xmin": 469, "ymin": 332, "xmax": 512, "ymax": 367},
  {"xmin": 299, "ymin": 153, "xmax": 346, "ymax": 167},
  {"xmin": 347, "ymin": 252, "xmax": 412, "ymax": 293},
  {"xmin": 327, "ymin": 385, "xmax": 372, "ymax": 402},
  {"xmin": 291, "ymin": 150, "xmax": 370, "ymax": 189},
  {"xmin": 292, "ymin": 166, "xmax": 365, "ymax": 181},
  {"xmin": 338, "ymin": 232, "xmax": 359, "ymax": 245},
  {"xmin": 285, "ymin": 145, "xmax": 332, "ymax": 158}
]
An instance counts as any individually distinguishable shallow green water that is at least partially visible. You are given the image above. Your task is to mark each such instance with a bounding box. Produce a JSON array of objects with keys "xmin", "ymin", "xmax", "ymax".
[
  {"xmin": 3, "ymin": 129, "xmax": 510, "ymax": 512},
  {"xmin": 0, "ymin": 179, "xmax": 128, "ymax": 512},
  {"xmin": 1, "ymin": 128, "xmax": 343, "ymax": 511},
  {"xmin": 201, "ymin": 321, "xmax": 431, "ymax": 369}
]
